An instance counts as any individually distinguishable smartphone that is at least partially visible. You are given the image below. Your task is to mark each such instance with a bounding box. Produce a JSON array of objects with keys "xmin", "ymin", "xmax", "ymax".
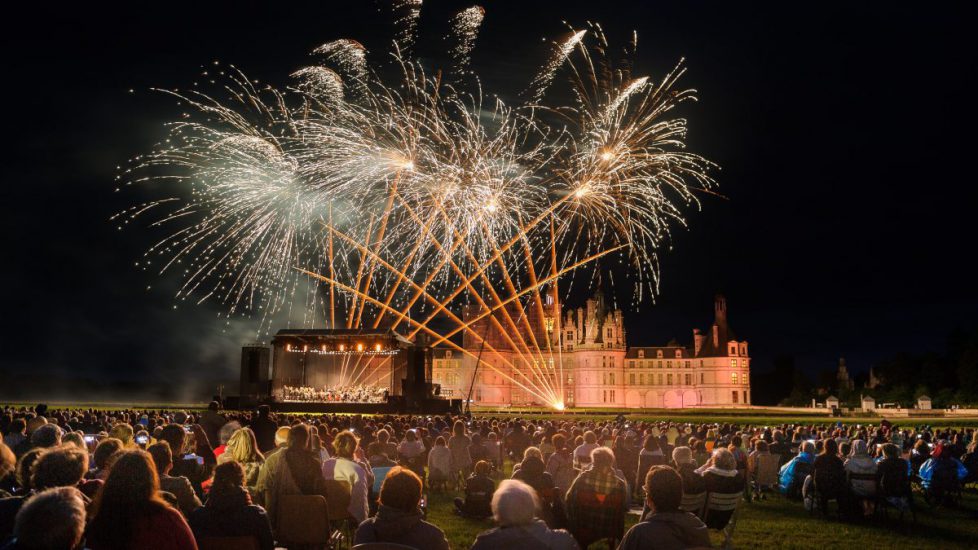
[
  {"xmin": 196, "ymin": 455, "xmax": 205, "ymax": 465},
  {"xmin": 84, "ymin": 435, "xmax": 97, "ymax": 443},
  {"xmin": 183, "ymin": 425, "xmax": 193, "ymax": 433},
  {"xmin": 136, "ymin": 435, "xmax": 150, "ymax": 445}
]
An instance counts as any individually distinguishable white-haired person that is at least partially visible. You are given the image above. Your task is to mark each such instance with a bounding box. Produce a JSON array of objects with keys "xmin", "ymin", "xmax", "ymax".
[
  {"xmin": 470, "ymin": 479, "xmax": 579, "ymax": 550},
  {"xmin": 619, "ymin": 466, "xmax": 711, "ymax": 550},
  {"xmin": 5, "ymin": 487, "xmax": 87, "ymax": 550}
]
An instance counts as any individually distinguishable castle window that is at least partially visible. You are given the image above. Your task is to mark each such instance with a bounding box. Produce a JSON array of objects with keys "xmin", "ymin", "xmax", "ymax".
[
  {"xmin": 729, "ymin": 344, "xmax": 737, "ymax": 356},
  {"xmin": 606, "ymin": 327, "xmax": 613, "ymax": 338},
  {"xmin": 658, "ymin": 374, "xmax": 663, "ymax": 385},
  {"xmin": 700, "ymin": 373, "xmax": 704, "ymax": 384},
  {"xmin": 629, "ymin": 360, "xmax": 635, "ymax": 368},
  {"xmin": 731, "ymin": 359, "xmax": 738, "ymax": 368},
  {"xmin": 675, "ymin": 349, "xmax": 682, "ymax": 358},
  {"xmin": 732, "ymin": 391, "xmax": 738, "ymax": 404},
  {"xmin": 657, "ymin": 361, "xmax": 663, "ymax": 368},
  {"xmin": 657, "ymin": 350, "xmax": 664, "ymax": 358},
  {"xmin": 640, "ymin": 373, "xmax": 645, "ymax": 385},
  {"xmin": 630, "ymin": 373, "xmax": 635, "ymax": 385},
  {"xmin": 685, "ymin": 361, "xmax": 691, "ymax": 368},
  {"xmin": 610, "ymin": 373, "xmax": 615, "ymax": 384},
  {"xmin": 732, "ymin": 372, "xmax": 739, "ymax": 384},
  {"xmin": 638, "ymin": 350, "xmax": 645, "ymax": 358},
  {"xmin": 667, "ymin": 374, "xmax": 673, "ymax": 385},
  {"xmin": 685, "ymin": 373, "xmax": 692, "ymax": 385}
]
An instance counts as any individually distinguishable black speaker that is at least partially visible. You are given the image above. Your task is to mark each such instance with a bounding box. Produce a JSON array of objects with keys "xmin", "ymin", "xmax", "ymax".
[{"xmin": 240, "ymin": 345, "xmax": 270, "ymax": 397}]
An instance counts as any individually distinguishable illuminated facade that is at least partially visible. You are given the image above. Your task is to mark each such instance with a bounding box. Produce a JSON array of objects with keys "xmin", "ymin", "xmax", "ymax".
[{"xmin": 432, "ymin": 294, "xmax": 751, "ymax": 408}]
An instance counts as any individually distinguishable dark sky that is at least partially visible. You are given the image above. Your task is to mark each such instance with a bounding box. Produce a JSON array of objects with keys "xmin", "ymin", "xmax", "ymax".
[{"xmin": 2, "ymin": 1, "xmax": 977, "ymax": 401}]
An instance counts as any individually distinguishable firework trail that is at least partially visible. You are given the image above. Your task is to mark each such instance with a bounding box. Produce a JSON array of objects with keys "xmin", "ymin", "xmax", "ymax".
[{"xmin": 119, "ymin": 2, "xmax": 717, "ymax": 407}]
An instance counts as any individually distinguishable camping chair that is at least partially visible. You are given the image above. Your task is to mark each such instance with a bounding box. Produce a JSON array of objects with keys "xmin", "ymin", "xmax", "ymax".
[
  {"xmin": 848, "ymin": 472, "xmax": 880, "ymax": 519},
  {"xmin": 276, "ymin": 494, "xmax": 331, "ymax": 548},
  {"xmin": 569, "ymin": 487, "xmax": 625, "ymax": 549},
  {"xmin": 325, "ymin": 478, "xmax": 355, "ymax": 547},
  {"xmin": 679, "ymin": 491, "xmax": 707, "ymax": 517},
  {"xmin": 751, "ymin": 454, "xmax": 781, "ymax": 500},
  {"xmin": 703, "ymin": 491, "xmax": 742, "ymax": 550},
  {"xmin": 197, "ymin": 536, "xmax": 260, "ymax": 550}
]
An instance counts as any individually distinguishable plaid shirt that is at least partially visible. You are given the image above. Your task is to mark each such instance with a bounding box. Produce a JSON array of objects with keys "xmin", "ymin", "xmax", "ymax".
[{"xmin": 564, "ymin": 467, "xmax": 628, "ymax": 544}]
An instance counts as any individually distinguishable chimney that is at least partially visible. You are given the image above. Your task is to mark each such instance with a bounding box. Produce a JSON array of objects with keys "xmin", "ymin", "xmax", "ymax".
[
  {"xmin": 714, "ymin": 294, "xmax": 727, "ymax": 325},
  {"xmin": 693, "ymin": 328, "xmax": 704, "ymax": 356}
]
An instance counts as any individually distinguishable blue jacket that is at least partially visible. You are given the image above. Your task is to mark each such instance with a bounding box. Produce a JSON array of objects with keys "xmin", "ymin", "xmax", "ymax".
[
  {"xmin": 778, "ymin": 452, "xmax": 814, "ymax": 492},
  {"xmin": 919, "ymin": 457, "xmax": 968, "ymax": 489}
]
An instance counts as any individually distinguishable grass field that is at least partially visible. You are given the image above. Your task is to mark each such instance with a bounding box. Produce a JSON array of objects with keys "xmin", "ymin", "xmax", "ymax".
[{"xmin": 425, "ymin": 458, "xmax": 978, "ymax": 550}]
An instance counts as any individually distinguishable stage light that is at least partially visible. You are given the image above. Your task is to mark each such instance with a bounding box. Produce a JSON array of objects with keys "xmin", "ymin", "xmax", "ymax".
[
  {"xmin": 303, "ymin": 345, "xmax": 308, "ymax": 352},
  {"xmin": 374, "ymin": 343, "xmax": 382, "ymax": 351},
  {"xmin": 553, "ymin": 401, "xmax": 566, "ymax": 411},
  {"xmin": 339, "ymin": 344, "xmax": 345, "ymax": 352},
  {"xmin": 356, "ymin": 343, "xmax": 363, "ymax": 352},
  {"xmin": 285, "ymin": 344, "xmax": 291, "ymax": 351},
  {"xmin": 321, "ymin": 344, "xmax": 326, "ymax": 351}
]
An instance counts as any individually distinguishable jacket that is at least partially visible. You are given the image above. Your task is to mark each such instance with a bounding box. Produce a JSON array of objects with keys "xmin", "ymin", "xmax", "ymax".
[
  {"xmin": 779, "ymin": 452, "xmax": 814, "ymax": 493},
  {"xmin": 919, "ymin": 457, "xmax": 968, "ymax": 489},
  {"xmin": 354, "ymin": 505, "xmax": 450, "ymax": 550},
  {"xmin": 844, "ymin": 454, "xmax": 878, "ymax": 497},
  {"xmin": 618, "ymin": 511, "xmax": 711, "ymax": 550},
  {"xmin": 471, "ymin": 519, "xmax": 578, "ymax": 550},
  {"xmin": 160, "ymin": 474, "xmax": 202, "ymax": 517}
]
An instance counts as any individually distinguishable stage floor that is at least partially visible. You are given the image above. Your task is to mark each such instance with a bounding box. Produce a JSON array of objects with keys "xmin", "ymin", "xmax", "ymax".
[{"xmin": 266, "ymin": 398, "xmax": 457, "ymax": 415}]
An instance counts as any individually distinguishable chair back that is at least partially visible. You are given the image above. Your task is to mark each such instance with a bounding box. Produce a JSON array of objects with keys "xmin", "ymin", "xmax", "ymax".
[
  {"xmin": 372, "ymin": 466, "xmax": 394, "ymax": 495},
  {"xmin": 755, "ymin": 454, "xmax": 781, "ymax": 486},
  {"xmin": 276, "ymin": 494, "xmax": 331, "ymax": 545},
  {"xmin": 706, "ymin": 491, "xmax": 742, "ymax": 513},
  {"xmin": 570, "ymin": 487, "xmax": 625, "ymax": 546},
  {"xmin": 197, "ymin": 537, "xmax": 260, "ymax": 550},
  {"xmin": 680, "ymin": 491, "xmax": 707, "ymax": 517},
  {"xmin": 324, "ymin": 478, "xmax": 354, "ymax": 521}
]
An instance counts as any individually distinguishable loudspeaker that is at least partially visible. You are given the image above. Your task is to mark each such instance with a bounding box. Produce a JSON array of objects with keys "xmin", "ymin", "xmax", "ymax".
[{"xmin": 240, "ymin": 345, "xmax": 271, "ymax": 397}]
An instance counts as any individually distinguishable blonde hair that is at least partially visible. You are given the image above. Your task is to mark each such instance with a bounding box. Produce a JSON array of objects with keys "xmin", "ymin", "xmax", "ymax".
[
  {"xmin": 334, "ymin": 431, "xmax": 359, "ymax": 458},
  {"xmin": 225, "ymin": 428, "xmax": 264, "ymax": 464},
  {"xmin": 108, "ymin": 424, "xmax": 134, "ymax": 447},
  {"xmin": 523, "ymin": 446, "xmax": 542, "ymax": 462}
]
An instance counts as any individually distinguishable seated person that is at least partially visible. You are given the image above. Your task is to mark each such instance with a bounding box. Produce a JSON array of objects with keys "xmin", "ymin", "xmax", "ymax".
[
  {"xmin": 148, "ymin": 441, "xmax": 202, "ymax": 517},
  {"xmin": 5, "ymin": 487, "xmax": 87, "ymax": 550},
  {"xmin": 619, "ymin": 466, "xmax": 711, "ymax": 550},
  {"xmin": 844, "ymin": 440, "xmax": 878, "ymax": 517},
  {"xmin": 919, "ymin": 442, "xmax": 969, "ymax": 500},
  {"xmin": 564, "ymin": 448, "xmax": 628, "ymax": 548},
  {"xmin": 188, "ymin": 461, "xmax": 274, "ymax": 550},
  {"xmin": 470, "ymin": 479, "xmax": 577, "ymax": 550},
  {"xmin": 354, "ymin": 467, "xmax": 449, "ymax": 550},
  {"xmin": 671, "ymin": 446, "xmax": 706, "ymax": 496},
  {"xmin": 427, "ymin": 437, "xmax": 452, "ymax": 490},
  {"xmin": 805, "ymin": 438, "xmax": 846, "ymax": 513},
  {"xmin": 876, "ymin": 443, "xmax": 912, "ymax": 512},
  {"xmin": 779, "ymin": 441, "xmax": 815, "ymax": 497},
  {"xmin": 695, "ymin": 448, "xmax": 745, "ymax": 529},
  {"xmin": 454, "ymin": 460, "xmax": 495, "ymax": 517}
]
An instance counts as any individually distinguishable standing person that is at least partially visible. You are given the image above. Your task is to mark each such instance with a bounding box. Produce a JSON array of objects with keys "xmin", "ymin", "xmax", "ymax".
[
  {"xmin": 321, "ymin": 431, "xmax": 371, "ymax": 524},
  {"xmin": 448, "ymin": 421, "xmax": 473, "ymax": 485},
  {"xmin": 619, "ymin": 466, "xmax": 711, "ymax": 550},
  {"xmin": 188, "ymin": 461, "xmax": 274, "ymax": 550},
  {"xmin": 218, "ymin": 428, "xmax": 265, "ymax": 496},
  {"xmin": 198, "ymin": 402, "xmax": 227, "ymax": 451},
  {"xmin": 86, "ymin": 450, "xmax": 199, "ymax": 550},
  {"xmin": 249, "ymin": 406, "xmax": 278, "ymax": 455}
]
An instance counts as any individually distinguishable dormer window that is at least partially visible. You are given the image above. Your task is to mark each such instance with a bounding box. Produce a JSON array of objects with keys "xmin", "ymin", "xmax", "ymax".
[
  {"xmin": 675, "ymin": 349, "xmax": 682, "ymax": 358},
  {"xmin": 656, "ymin": 350, "xmax": 664, "ymax": 359},
  {"xmin": 638, "ymin": 350, "xmax": 645, "ymax": 359},
  {"xmin": 729, "ymin": 344, "xmax": 737, "ymax": 356}
]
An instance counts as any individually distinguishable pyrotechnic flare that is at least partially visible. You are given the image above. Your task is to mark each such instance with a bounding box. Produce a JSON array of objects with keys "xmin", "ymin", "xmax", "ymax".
[{"xmin": 119, "ymin": 2, "xmax": 717, "ymax": 408}]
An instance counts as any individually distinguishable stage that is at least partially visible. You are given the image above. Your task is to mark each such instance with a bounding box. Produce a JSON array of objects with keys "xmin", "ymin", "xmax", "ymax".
[{"xmin": 265, "ymin": 397, "xmax": 460, "ymax": 414}]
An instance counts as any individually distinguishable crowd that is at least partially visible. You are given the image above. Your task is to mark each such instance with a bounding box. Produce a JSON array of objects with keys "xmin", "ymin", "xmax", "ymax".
[
  {"xmin": 281, "ymin": 385, "xmax": 388, "ymax": 403},
  {"xmin": 0, "ymin": 402, "xmax": 976, "ymax": 550}
]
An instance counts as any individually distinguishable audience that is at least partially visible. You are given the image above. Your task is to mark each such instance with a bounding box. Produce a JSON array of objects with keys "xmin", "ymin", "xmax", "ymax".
[
  {"xmin": 217, "ymin": 427, "xmax": 265, "ymax": 495},
  {"xmin": 564, "ymin": 447, "xmax": 627, "ymax": 548},
  {"xmin": 454, "ymin": 460, "xmax": 495, "ymax": 517},
  {"xmin": 320, "ymin": 430, "xmax": 370, "ymax": 523},
  {"xmin": 844, "ymin": 439, "xmax": 879, "ymax": 517},
  {"xmin": 470, "ymin": 479, "xmax": 578, "ymax": 550},
  {"xmin": 147, "ymin": 441, "xmax": 202, "ymax": 517},
  {"xmin": 354, "ymin": 466, "xmax": 450, "ymax": 550},
  {"xmin": 266, "ymin": 424, "xmax": 329, "ymax": 533}
]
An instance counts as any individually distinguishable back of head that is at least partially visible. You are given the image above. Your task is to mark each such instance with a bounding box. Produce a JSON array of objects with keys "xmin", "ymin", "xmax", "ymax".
[
  {"xmin": 30, "ymin": 424, "xmax": 61, "ymax": 449},
  {"xmin": 711, "ymin": 448, "xmax": 736, "ymax": 471},
  {"xmin": 89, "ymin": 450, "xmax": 164, "ymax": 548},
  {"xmin": 378, "ymin": 466, "xmax": 422, "ymax": 512},
  {"xmin": 158, "ymin": 424, "xmax": 187, "ymax": 455},
  {"xmin": 800, "ymin": 440, "xmax": 816, "ymax": 455},
  {"xmin": 287, "ymin": 424, "xmax": 311, "ymax": 451},
  {"xmin": 93, "ymin": 438, "xmax": 124, "ymax": 471},
  {"xmin": 881, "ymin": 443, "xmax": 900, "ymax": 460},
  {"xmin": 147, "ymin": 442, "xmax": 173, "ymax": 476},
  {"xmin": 474, "ymin": 460, "xmax": 491, "ymax": 476},
  {"xmin": 14, "ymin": 487, "xmax": 86, "ymax": 550},
  {"xmin": 16, "ymin": 449, "xmax": 45, "ymax": 492},
  {"xmin": 822, "ymin": 438, "xmax": 838, "ymax": 457},
  {"xmin": 645, "ymin": 466, "xmax": 683, "ymax": 513},
  {"xmin": 31, "ymin": 446, "xmax": 89, "ymax": 490},
  {"xmin": 257, "ymin": 405, "xmax": 270, "ymax": 418},
  {"xmin": 219, "ymin": 421, "xmax": 241, "ymax": 446},
  {"xmin": 275, "ymin": 426, "xmax": 291, "ymax": 448},
  {"xmin": 492, "ymin": 479, "xmax": 538, "ymax": 527},
  {"xmin": 584, "ymin": 430, "xmax": 597, "ymax": 445},
  {"xmin": 672, "ymin": 446, "xmax": 693, "ymax": 465},
  {"xmin": 210, "ymin": 461, "xmax": 246, "ymax": 501},
  {"xmin": 334, "ymin": 431, "xmax": 358, "ymax": 458},
  {"xmin": 850, "ymin": 439, "xmax": 868, "ymax": 457},
  {"xmin": 109, "ymin": 423, "xmax": 134, "ymax": 447},
  {"xmin": 591, "ymin": 446, "xmax": 615, "ymax": 470}
]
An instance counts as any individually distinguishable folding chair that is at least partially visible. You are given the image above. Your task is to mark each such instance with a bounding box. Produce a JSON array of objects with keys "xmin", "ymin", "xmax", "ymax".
[
  {"xmin": 569, "ymin": 487, "xmax": 625, "ymax": 549},
  {"xmin": 325, "ymin": 478, "xmax": 355, "ymax": 548},
  {"xmin": 703, "ymin": 491, "xmax": 742, "ymax": 549},
  {"xmin": 679, "ymin": 491, "xmax": 707, "ymax": 517},
  {"xmin": 276, "ymin": 494, "xmax": 331, "ymax": 548},
  {"xmin": 751, "ymin": 454, "xmax": 781, "ymax": 500}
]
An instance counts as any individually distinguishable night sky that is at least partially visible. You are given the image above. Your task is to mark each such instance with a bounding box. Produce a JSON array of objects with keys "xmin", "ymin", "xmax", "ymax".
[{"xmin": 3, "ymin": 1, "xmax": 977, "ymax": 401}]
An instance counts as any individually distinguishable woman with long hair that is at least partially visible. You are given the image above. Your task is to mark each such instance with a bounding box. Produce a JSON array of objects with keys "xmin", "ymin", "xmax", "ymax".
[
  {"xmin": 448, "ymin": 421, "xmax": 472, "ymax": 483},
  {"xmin": 86, "ymin": 450, "xmax": 198, "ymax": 550},
  {"xmin": 320, "ymin": 430, "xmax": 370, "ymax": 523},
  {"xmin": 219, "ymin": 427, "xmax": 265, "ymax": 495}
]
